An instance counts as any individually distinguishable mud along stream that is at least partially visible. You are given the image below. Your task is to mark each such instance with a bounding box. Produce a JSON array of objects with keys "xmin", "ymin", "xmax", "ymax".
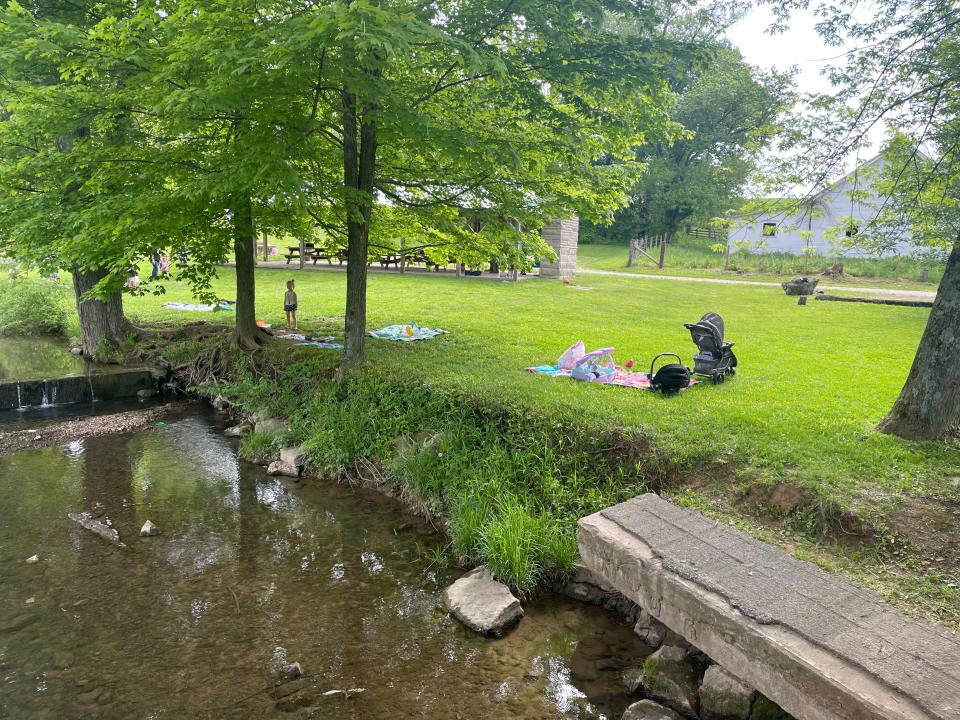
[{"xmin": 0, "ymin": 402, "xmax": 650, "ymax": 719}]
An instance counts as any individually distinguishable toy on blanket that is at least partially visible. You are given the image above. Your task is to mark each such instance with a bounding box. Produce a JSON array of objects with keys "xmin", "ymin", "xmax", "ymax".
[
  {"xmin": 527, "ymin": 341, "xmax": 651, "ymax": 390},
  {"xmin": 570, "ymin": 347, "xmax": 616, "ymax": 383}
]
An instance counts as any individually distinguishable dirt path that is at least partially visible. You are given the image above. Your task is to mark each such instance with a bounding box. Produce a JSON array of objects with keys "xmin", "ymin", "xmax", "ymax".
[
  {"xmin": 576, "ymin": 268, "xmax": 938, "ymax": 302},
  {"xmin": 0, "ymin": 404, "xmax": 183, "ymax": 457}
]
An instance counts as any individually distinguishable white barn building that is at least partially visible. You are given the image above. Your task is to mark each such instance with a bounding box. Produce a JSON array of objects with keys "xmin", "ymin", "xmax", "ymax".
[{"xmin": 727, "ymin": 154, "xmax": 910, "ymax": 257}]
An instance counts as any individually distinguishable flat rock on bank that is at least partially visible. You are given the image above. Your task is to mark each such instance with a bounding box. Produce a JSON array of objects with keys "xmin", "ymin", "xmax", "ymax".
[{"xmin": 442, "ymin": 566, "xmax": 523, "ymax": 636}]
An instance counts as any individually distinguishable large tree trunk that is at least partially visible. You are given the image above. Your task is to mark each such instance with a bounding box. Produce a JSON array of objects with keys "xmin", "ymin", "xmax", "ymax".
[
  {"xmin": 878, "ymin": 237, "xmax": 960, "ymax": 440},
  {"xmin": 231, "ymin": 194, "xmax": 262, "ymax": 351},
  {"xmin": 340, "ymin": 84, "xmax": 378, "ymax": 372},
  {"xmin": 72, "ymin": 267, "xmax": 131, "ymax": 358}
]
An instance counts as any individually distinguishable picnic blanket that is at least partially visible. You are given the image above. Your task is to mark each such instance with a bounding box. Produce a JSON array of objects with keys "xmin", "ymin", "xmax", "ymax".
[
  {"xmin": 527, "ymin": 364, "xmax": 654, "ymax": 389},
  {"xmin": 368, "ymin": 323, "xmax": 448, "ymax": 342},
  {"xmin": 275, "ymin": 332, "xmax": 343, "ymax": 349},
  {"xmin": 162, "ymin": 301, "xmax": 233, "ymax": 312},
  {"xmin": 296, "ymin": 340, "xmax": 344, "ymax": 349},
  {"xmin": 527, "ymin": 340, "xmax": 697, "ymax": 391}
]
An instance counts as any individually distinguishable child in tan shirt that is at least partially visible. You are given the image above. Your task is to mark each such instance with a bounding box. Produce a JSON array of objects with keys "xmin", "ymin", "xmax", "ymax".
[{"xmin": 284, "ymin": 279, "xmax": 298, "ymax": 330}]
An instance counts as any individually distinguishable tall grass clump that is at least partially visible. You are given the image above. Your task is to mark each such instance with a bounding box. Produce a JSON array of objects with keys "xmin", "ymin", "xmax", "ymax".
[
  {"xmin": 0, "ymin": 276, "xmax": 69, "ymax": 336},
  {"xmin": 483, "ymin": 500, "xmax": 548, "ymax": 595}
]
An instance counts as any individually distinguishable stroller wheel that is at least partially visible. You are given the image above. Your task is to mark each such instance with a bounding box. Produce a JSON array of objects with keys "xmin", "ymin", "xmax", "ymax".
[
  {"xmin": 728, "ymin": 367, "xmax": 736, "ymax": 376},
  {"xmin": 712, "ymin": 373, "xmax": 722, "ymax": 385}
]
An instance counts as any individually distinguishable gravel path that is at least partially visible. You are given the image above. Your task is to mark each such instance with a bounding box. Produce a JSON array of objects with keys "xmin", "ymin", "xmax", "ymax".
[{"xmin": 577, "ymin": 268, "xmax": 938, "ymax": 301}]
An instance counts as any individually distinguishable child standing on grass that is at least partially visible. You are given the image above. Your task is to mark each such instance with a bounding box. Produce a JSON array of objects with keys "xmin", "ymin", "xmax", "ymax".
[{"xmin": 284, "ymin": 279, "xmax": 298, "ymax": 330}]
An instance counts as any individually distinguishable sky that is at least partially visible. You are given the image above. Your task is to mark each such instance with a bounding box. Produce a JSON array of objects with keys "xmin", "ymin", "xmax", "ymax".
[
  {"xmin": 725, "ymin": 5, "xmax": 887, "ymax": 187},
  {"xmin": 726, "ymin": 5, "xmax": 838, "ymax": 96}
]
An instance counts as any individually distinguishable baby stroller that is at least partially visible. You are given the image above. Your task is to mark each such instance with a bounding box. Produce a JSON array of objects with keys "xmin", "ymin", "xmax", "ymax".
[{"xmin": 684, "ymin": 312, "xmax": 737, "ymax": 384}]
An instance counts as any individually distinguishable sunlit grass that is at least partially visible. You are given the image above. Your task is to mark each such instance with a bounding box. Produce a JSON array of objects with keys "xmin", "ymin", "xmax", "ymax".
[{"xmin": 577, "ymin": 241, "xmax": 944, "ymax": 290}]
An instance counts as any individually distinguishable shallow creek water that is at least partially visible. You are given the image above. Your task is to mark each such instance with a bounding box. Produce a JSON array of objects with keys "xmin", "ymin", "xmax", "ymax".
[{"xmin": 0, "ymin": 406, "xmax": 649, "ymax": 719}]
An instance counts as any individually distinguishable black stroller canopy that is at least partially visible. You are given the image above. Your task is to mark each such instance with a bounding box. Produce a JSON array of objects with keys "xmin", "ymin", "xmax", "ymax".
[{"xmin": 684, "ymin": 312, "xmax": 725, "ymax": 352}]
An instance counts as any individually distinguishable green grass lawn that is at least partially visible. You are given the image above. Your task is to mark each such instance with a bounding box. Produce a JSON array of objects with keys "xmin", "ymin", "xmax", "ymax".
[
  {"xmin": 577, "ymin": 242, "xmax": 945, "ymax": 291},
  {"xmin": 123, "ymin": 264, "xmax": 958, "ymax": 505},
  {"xmin": 114, "ymin": 264, "xmax": 959, "ymax": 622}
]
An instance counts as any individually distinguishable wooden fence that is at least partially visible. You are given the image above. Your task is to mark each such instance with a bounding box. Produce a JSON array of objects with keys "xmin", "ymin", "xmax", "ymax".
[
  {"xmin": 685, "ymin": 225, "xmax": 724, "ymax": 240},
  {"xmin": 628, "ymin": 234, "xmax": 671, "ymax": 268}
]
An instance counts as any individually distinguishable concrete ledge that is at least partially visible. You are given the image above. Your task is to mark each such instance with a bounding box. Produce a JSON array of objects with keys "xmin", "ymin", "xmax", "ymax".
[
  {"xmin": 0, "ymin": 369, "xmax": 155, "ymax": 410},
  {"xmin": 577, "ymin": 494, "xmax": 960, "ymax": 720}
]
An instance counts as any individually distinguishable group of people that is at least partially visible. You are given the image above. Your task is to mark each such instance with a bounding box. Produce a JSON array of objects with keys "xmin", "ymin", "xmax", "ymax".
[{"xmin": 150, "ymin": 251, "xmax": 171, "ymax": 279}]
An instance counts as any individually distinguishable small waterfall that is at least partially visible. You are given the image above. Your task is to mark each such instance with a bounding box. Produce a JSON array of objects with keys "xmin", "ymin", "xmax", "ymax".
[
  {"xmin": 87, "ymin": 372, "xmax": 97, "ymax": 403},
  {"xmin": 40, "ymin": 380, "xmax": 59, "ymax": 408},
  {"xmin": 16, "ymin": 382, "xmax": 23, "ymax": 410}
]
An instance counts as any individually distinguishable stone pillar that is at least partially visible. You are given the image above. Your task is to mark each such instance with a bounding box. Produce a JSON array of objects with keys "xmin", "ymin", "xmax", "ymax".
[{"xmin": 539, "ymin": 216, "xmax": 578, "ymax": 279}]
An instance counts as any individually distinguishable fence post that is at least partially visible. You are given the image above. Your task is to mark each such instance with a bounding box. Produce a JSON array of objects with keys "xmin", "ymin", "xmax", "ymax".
[
  {"xmin": 627, "ymin": 240, "xmax": 636, "ymax": 268},
  {"xmin": 658, "ymin": 234, "xmax": 667, "ymax": 269}
]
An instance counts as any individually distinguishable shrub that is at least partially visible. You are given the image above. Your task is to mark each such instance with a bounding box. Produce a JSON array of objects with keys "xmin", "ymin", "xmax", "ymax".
[{"xmin": 0, "ymin": 276, "xmax": 69, "ymax": 336}]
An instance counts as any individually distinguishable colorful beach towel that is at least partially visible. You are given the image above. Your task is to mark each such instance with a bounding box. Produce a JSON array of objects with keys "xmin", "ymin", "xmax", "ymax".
[
  {"xmin": 526, "ymin": 364, "xmax": 654, "ymax": 389},
  {"xmin": 368, "ymin": 323, "xmax": 448, "ymax": 342},
  {"xmin": 162, "ymin": 301, "xmax": 233, "ymax": 312},
  {"xmin": 527, "ymin": 340, "xmax": 696, "ymax": 391}
]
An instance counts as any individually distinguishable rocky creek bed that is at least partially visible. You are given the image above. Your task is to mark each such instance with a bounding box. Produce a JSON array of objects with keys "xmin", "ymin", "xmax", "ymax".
[{"xmin": 1, "ymin": 405, "xmax": 659, "ymax": 719}]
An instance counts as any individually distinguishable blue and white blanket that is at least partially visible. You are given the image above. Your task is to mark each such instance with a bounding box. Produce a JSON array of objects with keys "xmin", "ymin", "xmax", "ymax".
[{"xmin": 368, "ymin": 323, "xmax": 448, "ymax": 342}]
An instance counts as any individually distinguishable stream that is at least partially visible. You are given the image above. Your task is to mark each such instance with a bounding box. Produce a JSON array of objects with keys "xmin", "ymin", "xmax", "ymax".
[{"xmin": 0, "ymin": 404, "xmax": 649, "ymax": 719}]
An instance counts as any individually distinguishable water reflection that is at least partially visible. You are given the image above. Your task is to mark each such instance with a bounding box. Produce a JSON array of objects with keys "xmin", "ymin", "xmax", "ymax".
[
  {"xmin": 0, "ymin": 408, "xmax": 649, "ymax": 719},
  {"xmin": 0, "ymin": 337, "xmax": 87, "ymax": 382}
]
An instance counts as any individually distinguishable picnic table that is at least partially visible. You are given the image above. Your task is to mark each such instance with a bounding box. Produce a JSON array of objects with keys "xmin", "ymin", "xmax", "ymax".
[
  {"xmin": 375, "ymin": 253, "xmax": 402, "ymax": 269},
  {"xmin": 309, "ymin": 247, "xmax": 347, "ymax": 265},
  {"xmin": 284, "ymin": 242, "xmax": 315, "ymax": 264}
]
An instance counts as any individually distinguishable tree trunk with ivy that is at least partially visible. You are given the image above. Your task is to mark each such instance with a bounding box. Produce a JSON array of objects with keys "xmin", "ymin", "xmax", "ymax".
[
  {"xmin": 878, "ymin": 236, "xmax": 960, "ymax": 440},
  {"xmin": 71, "ymin": 268, "xmax": 132, "ymax": 358}
]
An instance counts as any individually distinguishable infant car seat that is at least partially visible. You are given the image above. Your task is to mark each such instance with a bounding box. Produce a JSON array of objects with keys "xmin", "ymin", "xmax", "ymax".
[{"xmin": 647, "ymin": 353, "xmax": 691, "ymax": 394}]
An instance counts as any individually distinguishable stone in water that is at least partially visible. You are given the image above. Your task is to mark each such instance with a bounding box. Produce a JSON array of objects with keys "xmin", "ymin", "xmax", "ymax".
[
  {"xmin": 267, "ymin": 460, "xmax": 300, "ymax": 478},
  {"xmin": 622, "ymin": 699, "xmax": 684, "ymax": 720},
  {"xmin": 441, "ymin": 566, "xmax": 523, "ymax": 636},
  {"xmin": 68, "ymin": 512, "xmax": 122, "ymax": 546},
  {"xmin": 140, "ymin": 520, "xmax": 159, "ymax": 537}
]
